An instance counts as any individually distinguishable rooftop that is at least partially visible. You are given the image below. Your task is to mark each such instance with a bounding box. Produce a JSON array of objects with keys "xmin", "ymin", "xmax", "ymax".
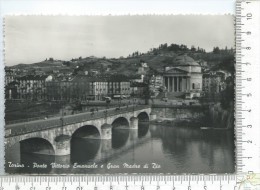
[{"xmin": 18, "ymin": 75, "xmax": 49, "ymax": 81}]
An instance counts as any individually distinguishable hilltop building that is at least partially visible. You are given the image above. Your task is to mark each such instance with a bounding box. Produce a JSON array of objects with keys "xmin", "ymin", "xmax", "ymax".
[{"xmin": 137, "ymin": 62, "xmax": 149, "ymax": 74}]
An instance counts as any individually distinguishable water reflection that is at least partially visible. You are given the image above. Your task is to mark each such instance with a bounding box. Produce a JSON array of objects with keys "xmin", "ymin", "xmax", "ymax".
[
  {"xmin": 71, "ymin": 138, "xmax": 101, "ymax": 164},
  {"xmin": 156, "ymin": 126, "xmax": 235, "ymax": 173},
  {"xmin": 112, "ymin": 117, "xmax": 130, "ymax": 149},
  {"xmin": 71, "ymin": 125, "xmax": 101, "ymax": 164},
  {"xmin": 112, "ymin": 127, "xmax": 129, "ymax": 149},
  {"xmin": 138, "ymin": 122, "xmax": 149, "ymax": 138}
]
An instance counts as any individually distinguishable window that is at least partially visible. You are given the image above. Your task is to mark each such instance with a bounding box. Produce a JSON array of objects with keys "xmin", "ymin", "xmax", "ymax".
[{"xmin": 192, "ymin": 83, "xmax": 195, "ymax": 89}]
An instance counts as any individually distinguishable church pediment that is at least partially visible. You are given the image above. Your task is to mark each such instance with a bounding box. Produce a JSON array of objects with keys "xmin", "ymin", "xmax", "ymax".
[{"xmin": 164, "ymin": 68, "xmax": 188, "ymax": 74}]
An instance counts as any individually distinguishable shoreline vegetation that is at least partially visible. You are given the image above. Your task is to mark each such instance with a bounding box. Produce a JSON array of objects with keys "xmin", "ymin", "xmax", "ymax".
[{"xmin": 151, "ymin": 117, "xmax": 207, "ymax": 128}]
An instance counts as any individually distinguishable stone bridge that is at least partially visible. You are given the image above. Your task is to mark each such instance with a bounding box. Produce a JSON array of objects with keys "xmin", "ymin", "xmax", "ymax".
[{"xmin": 5, "ymin": 105, "xmax": 156, "ymax": 156}]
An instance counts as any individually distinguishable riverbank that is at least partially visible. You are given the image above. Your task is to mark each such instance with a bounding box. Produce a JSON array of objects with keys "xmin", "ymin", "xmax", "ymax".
[
  {"xmin": 150, "ymin": 117, "xmax": 206, "ymax": 128},
  {"xmin": 208, "ymin": 102, "xmax": 234, "ymax": 129}
]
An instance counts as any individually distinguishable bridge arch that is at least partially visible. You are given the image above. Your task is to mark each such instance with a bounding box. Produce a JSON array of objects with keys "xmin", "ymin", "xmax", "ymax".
[
  {"xmin": 111, "ymin": 117, "xmax": 130, "ymax": 149},
  {"xmin": 71, "ymin": 125, "xmax": 101, "ymax": 164},
  {"xmin": 137, "ymin": 112, "xmax": 150, "ymax": 122},
  {"xmin": 71, "ymin": 125, "xmax": 101, "ymax": 139},
  {"xmin": 20, "ymin": 137, "xmax": 55, "ymax": 155},
  {"xmin": 137, "ymin": 112, "xmax": 150, "ymax": 138},
  {"xmin": 111, "ymin": 117, "xmax": 129, "ymax": 128}
]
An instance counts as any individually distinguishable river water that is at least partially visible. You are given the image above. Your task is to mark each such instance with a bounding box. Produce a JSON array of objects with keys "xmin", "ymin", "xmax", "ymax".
[{"xmin": 5, "ymin": 108, "xmax": 235, "ymax": 174}]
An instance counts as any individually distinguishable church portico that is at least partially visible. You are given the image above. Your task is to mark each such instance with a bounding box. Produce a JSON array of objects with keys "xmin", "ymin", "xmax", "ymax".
[
  {"xmin": 164, "ymin": 75, "xmax": 191, "ymax": 93},
  {"xmin": 162, "ymin": 55, "xmax": 202, "ymax": 98}
]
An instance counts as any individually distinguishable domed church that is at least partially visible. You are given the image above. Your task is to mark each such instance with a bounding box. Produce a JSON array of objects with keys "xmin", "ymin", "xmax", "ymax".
[{"xmin": 163, "ymin": 54, "xmax": 202, "ymax": 98}]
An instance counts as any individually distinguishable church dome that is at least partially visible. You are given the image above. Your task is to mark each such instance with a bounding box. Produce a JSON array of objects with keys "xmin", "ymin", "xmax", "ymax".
[{"xmin": 174, "ymin": 54, "xmax": 200, "ymax": 66}]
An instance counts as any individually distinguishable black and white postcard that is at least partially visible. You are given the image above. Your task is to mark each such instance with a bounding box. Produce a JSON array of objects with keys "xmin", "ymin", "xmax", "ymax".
[{"xmin": 4, "ymin": 15, "xmax": 235, "ymax": 174}]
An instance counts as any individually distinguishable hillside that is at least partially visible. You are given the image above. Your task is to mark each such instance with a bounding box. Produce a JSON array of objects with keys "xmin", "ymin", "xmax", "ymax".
[{"xmin": 9, "ymin": 43, "xmax": 235, "ymax": 75}]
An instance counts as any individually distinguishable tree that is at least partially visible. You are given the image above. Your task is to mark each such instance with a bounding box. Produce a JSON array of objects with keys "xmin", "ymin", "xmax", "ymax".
[
  {"xmin": 220, "ymin": 76, "xmax": 234, "ymax": 109},
  {"xmin": 191, "ymin": 45, "xmax": 196, "ymax": 52},
  {"xmin": 213, "ymin": 47, "xmax": 220, "ymax": 54},
  {"xmin": 218, "ymin": 55, "xmax": 235, "ymax": 74}
]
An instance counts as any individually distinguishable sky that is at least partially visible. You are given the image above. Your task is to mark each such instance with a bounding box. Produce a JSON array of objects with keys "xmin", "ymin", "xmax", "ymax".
[{"xmin": 4, "ymin": 15, "xmax": 234, "ymax": 66}]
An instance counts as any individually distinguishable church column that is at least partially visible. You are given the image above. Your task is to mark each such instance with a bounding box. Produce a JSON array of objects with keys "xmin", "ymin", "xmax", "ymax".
[
  {"xmin": 187, "ymin": 78, "xmax": 190, "ymax": 91},
  {"xmin": 172, "ymin": 77, "xmax": 174, "ymax": 92},
  {"xmin": 179, "ymin": 77, "xmax": 182, "ymax": 92},
  {"xmin": 182, "ymin": 77, "xmax": 185, "ymax": 92},
  {"xmin": 176, "ymin": 77, "xmax": 179, "ymax": 92},
  {"xmin": 184, "ymin": 77, "xmax": 187, "ymax": 91},
  {"xmin": 186, "ymin": 77, "xmax": 188, "ymax": 91},
  {"xmin": 182, "ymin": 77, "xmax": 184, "ymax": 92},
  {"xmin": 171, "ymin": 77, "xmax": 173, "ymax": 92},
  {"xmin": 173, "ymin": 77, "xmax": 176, "ymax": 92},
  {"xmin": 169, "ymin": 77, "xmax": 171, "ymax": 92},
  {"xmin": 167, "ymin": 77, "xmax": 170, "ymax": 92},
  {"xmin": 164, "ymin": 77, "xmax": 167, "ymax": 91},
  {"xmin": 180, "ymin": 77, "xmax": 182, "ymax": 91},
  {"xmin": 169, "ymin": 77, "xmax": 172, "ymax": 92}
]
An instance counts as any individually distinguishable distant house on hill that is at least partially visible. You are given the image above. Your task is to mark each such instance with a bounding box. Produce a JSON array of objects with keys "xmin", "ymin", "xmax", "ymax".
[
  {"xmin": 198, "ymin": 59, "xmax": 208, "ymax": 69},
  {"xmin": 130, "ymin": 74, "xmax": 145, "ymax": 83},
  {"xmin": 137, "ymin": 62, "xmax": 149, "ymax": 75}
]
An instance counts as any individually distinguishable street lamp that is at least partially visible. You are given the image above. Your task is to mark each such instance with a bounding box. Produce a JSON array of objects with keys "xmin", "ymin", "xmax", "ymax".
[
  {"xmin": 60, "ymin": 86, "xmax": 65, "ymax": 134},
  {"xmin": 104, "ymin": 99, "xmax": 110, "ymax": 123},
  {"xmin": 132, "ymin": 98, "xmax": 136, "ymax": 114}
]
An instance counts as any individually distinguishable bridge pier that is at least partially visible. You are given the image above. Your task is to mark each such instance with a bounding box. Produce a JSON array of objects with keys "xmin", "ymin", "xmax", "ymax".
[
  {"xmin": 130, "ymin": 117, "xmax": 138, "ymax": 129},
  {"xmin": 101, "ymin": 139, "xmax": 112, "ymax": 152},
  {"xmin": 54, "ymin": 135, "xmax": 71, "ymax": 156},
  {"xmin": 129, "ymin": 129, "xmax": 138, "ymax": 141},
  {"xmin": 150, "ymin": 112, "xmax": 157, "ymax": 120},
  {"xmin": 101, "ymin": 124, "xmax": 112, "ymax": 139}
]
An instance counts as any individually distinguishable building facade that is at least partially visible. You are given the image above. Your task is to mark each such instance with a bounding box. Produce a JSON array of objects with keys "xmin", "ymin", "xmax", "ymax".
[
  {"xmin": 17, "ymin": 75, "xmax": 53, "ymax": 100},
  {"xmin": 162, "ymin": 55, "xmax": 202, "ymax": 98},
  {"xmin": 90, "ymin": 79, "xmax": 109, "ymax": 100},
  {"xmin": 46, "ymin": 76, "xmax": 91, "ymax": 101},
  {"xmin": 5, "ymin": 69, "xmax": 15, "ymax": 86},
  {"xmin": 149, "ymin": 75, "xmax": 163, "ymax": 98},
  {"xmin": 202, "ymin": 71, "xmax": 226, "ymax": 95},
  {"xmin": 46, "ymin": 75, "xmax": 131, "ymax": 101}
]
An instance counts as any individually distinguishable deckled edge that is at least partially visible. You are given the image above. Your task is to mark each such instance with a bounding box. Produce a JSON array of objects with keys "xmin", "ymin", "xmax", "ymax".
[{"xmin": 1, "ymin": 14, "xmax": 236, "ymax": 176}]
